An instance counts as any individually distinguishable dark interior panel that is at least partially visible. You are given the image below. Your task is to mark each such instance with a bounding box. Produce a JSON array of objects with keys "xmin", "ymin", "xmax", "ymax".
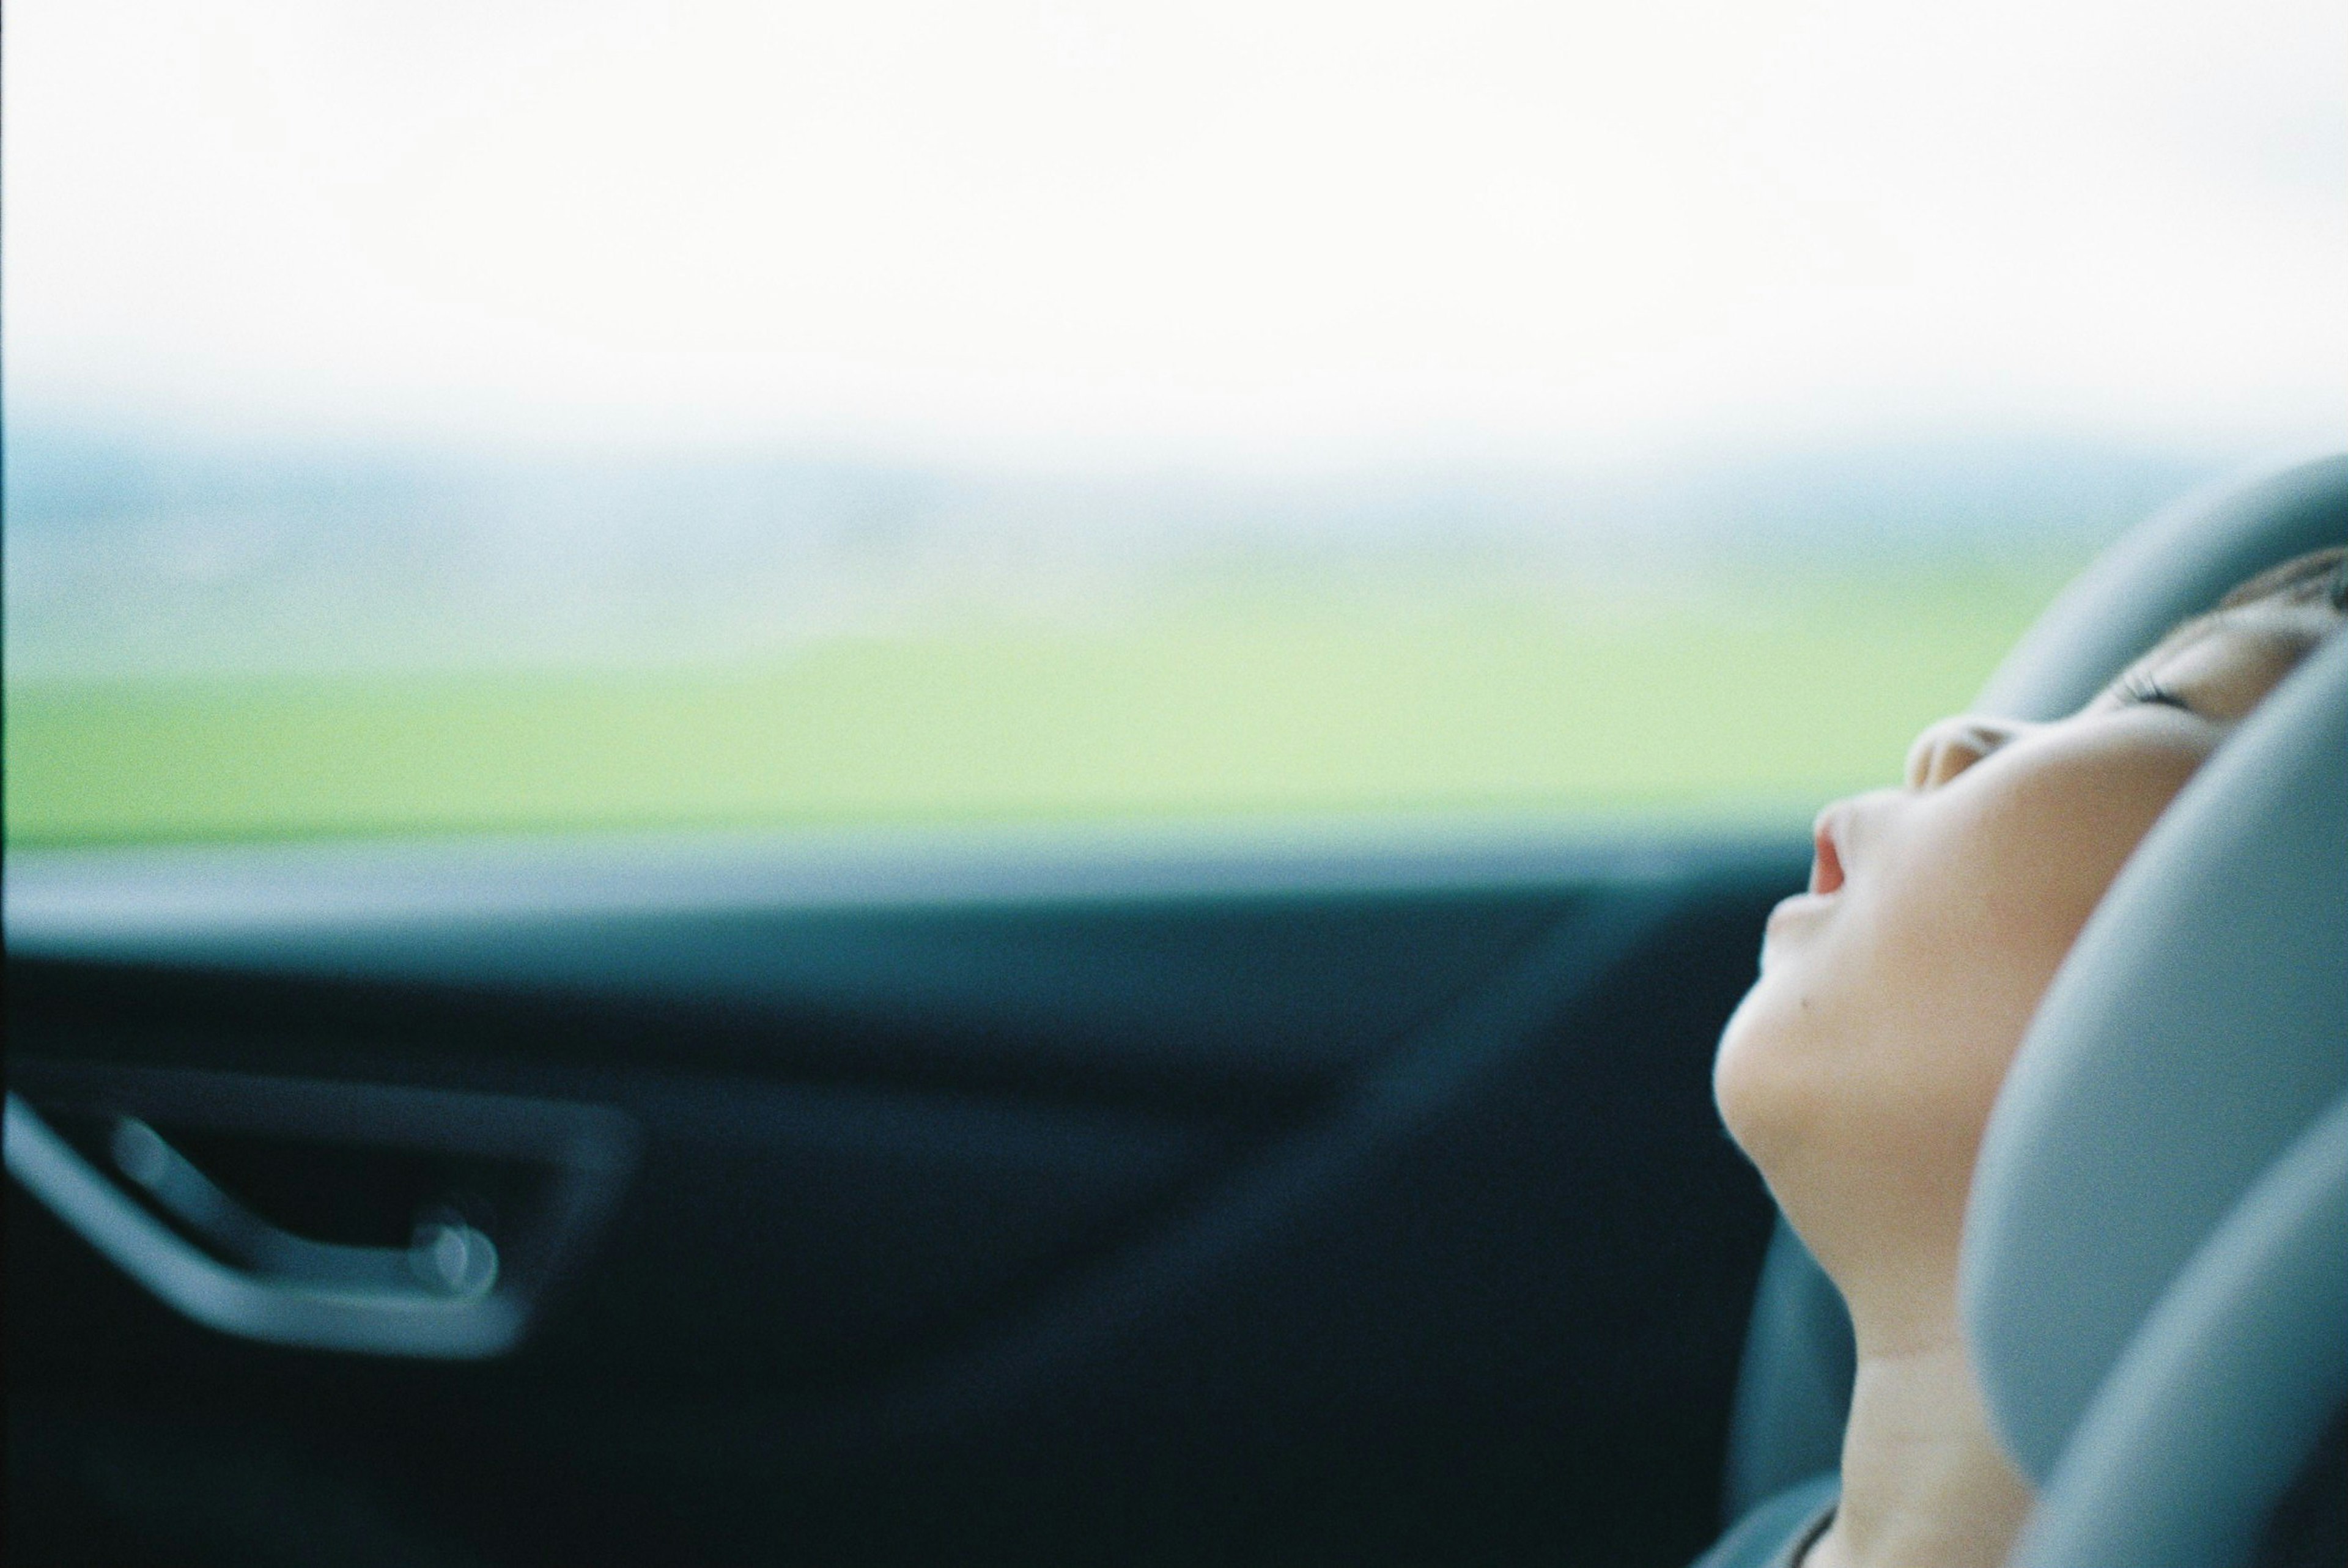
[
  {"xmin": 7, "ymin": 886, "xmax": 1606, "ymax": 1106},
  {"xmin": 7, "ymin": 837, "xmax": 1804, "ymax": 1568}
]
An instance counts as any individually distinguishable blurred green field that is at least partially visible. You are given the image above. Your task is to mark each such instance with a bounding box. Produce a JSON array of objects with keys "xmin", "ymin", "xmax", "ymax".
[{"xmin": 4, "ymin": 562, "xmax": 2074, "ymax": 845}]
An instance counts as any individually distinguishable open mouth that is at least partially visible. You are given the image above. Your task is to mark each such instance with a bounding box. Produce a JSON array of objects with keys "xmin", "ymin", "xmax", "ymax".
[{"xmin": 1809, "ymin": 812, "xmax": 1847, "ymax": 897}]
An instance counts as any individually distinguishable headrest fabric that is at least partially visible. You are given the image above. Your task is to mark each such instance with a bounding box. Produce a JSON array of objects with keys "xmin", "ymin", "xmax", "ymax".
[
  {"xmin": 1975, "ymin": 453, "xmax": 2348, "ymax": 720},
  {"xmin": 1963, "ymin": 631, "xmax": 2348, "ymax": 1481},
  {"xmin": 2012, "ymin": 1089, "xmax": 2348, "ymax": 1568}
]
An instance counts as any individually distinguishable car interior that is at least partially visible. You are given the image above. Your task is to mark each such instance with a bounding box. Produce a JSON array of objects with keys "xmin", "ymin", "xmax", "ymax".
[
  {"xmin": 9, "ymin": 454, "xmax": 2345, "ymax": 1568},
  {"xmin": 8, "ymin": 0, "xmax": 2344, "ymax": 1561}
]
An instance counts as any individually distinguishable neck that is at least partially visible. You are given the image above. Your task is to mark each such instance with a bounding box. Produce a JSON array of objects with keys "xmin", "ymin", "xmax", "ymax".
[{"xmin": 1804, "ymin": 1314, "xmax": 2034, "ymax": 1568}]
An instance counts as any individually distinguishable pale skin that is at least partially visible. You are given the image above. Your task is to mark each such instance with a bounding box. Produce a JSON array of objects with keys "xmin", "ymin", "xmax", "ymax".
[{"xmin": 1713, "ymin": 597, "xmax": 2341, "ymax": 1568}]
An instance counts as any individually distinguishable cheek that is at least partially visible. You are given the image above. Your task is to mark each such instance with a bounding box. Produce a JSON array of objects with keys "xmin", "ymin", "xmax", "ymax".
[
  {"xmin": 1711, "ymin": 809, "xmax": 2098, "ymax": 1182},
  {"xmin": 1893, "ymin": 756, "xmax": 2196, "ymax": 1023},
  {"xmin": 1838, "ymin": 748, "xmax": 2204, "ymax": 1129},
  {"xmin": 1871, "ymin": 861, "xmax": 2064, "ymax": 1077}
]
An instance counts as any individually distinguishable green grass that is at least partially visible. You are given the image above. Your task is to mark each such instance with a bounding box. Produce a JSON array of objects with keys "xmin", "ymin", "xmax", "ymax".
[{"xmin": 4, "ymin": 562, "xmax": 2073, "ymax": 845}]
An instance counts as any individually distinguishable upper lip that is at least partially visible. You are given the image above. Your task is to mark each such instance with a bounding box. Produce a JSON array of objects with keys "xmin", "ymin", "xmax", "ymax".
[{"xmin": 1810, "ymin": 809, "xmax": 1847, "ymax": 896}]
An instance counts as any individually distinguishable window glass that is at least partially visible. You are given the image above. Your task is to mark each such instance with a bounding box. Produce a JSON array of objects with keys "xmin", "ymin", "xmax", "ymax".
[{"xmin": 7, "ymin": 0, "xmax": 2341, "ymax": 845}]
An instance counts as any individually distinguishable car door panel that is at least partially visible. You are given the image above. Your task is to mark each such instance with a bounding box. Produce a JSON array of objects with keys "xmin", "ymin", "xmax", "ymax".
[{"xmin": 7, "ymin": 832, "xmax": 1803, "ymax": 1568}]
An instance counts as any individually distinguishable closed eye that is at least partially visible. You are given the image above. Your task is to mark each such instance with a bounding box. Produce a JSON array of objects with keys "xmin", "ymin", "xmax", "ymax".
[{"xmin": 2116, "ymin": 673, "xmax": 2193, "ymax": 712}]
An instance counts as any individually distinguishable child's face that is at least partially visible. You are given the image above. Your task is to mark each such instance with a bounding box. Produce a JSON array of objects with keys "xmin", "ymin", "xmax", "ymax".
[{"xmin": 1713, "ymin": 603, "xmax": 2331, "ymax": 1303}]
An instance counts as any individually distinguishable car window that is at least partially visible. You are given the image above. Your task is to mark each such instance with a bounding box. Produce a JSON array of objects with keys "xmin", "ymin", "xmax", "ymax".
[{"xmin": 6, "ymin": 0, "xmax": 2339, "ymax": 847}]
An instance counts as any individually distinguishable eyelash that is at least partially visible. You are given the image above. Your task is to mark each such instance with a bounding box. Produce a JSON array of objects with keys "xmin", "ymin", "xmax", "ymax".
[{"xmin": 2119, "ymin": 675, "xmax": 2190, "ymax": 710}]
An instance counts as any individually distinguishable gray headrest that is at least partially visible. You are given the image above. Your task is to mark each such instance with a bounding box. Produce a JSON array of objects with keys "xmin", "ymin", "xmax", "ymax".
[
  {"xmin": 2011, "ymin": 1089, "xmax": 2348, "ymax": 1568},
  {"xmin": 1963, "ymin": 629, "xmax": 2348, "ymax": 1482},
  {"xmin": 1976, "ymin": 452, "xmax": 2348, "ymax": 721}
]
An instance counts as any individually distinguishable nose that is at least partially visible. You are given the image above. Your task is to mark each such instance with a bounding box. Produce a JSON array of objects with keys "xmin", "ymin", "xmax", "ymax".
[{"xmin": 1905, "ymin": 714, "xmax": 2023, "ymax": 790}]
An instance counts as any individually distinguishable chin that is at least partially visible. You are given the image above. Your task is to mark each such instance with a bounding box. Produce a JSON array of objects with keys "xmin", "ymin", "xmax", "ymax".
[{"xmin": 1711, "ymin": 976, "xmax": 1807, "ymax": 1174}]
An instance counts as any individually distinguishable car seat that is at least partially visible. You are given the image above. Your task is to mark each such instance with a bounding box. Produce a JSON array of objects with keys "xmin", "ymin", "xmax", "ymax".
[
  {"xmin": 1970, "ymin": 608, "xmax": 2348, "ymax": 1564},
  {"xmin": 2001, "ymin": 1084, "xmax": 2348, "ymax": 1568},
  {"xmin": 1714, "ymin": 452, "xmax": 2348, "ymax": 1558}
]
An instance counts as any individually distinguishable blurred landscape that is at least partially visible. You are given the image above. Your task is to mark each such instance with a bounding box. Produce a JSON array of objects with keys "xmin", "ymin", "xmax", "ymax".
[{"xmin": 4, "ymin": 427, "xmax": 2221, "ymax": 844}]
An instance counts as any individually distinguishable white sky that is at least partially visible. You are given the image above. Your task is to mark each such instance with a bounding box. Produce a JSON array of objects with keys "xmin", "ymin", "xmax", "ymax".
[{"xmin": 6, "ymin": 0, "xmax": 2343, "ymax": 465}]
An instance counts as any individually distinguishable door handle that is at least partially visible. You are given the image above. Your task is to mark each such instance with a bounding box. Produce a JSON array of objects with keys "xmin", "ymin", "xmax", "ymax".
[
  {"xmin": 108, "ymin": 1113, "xmax": 501, "ymax": 1298},
  {"xmin": 6, "ymin": 1070, "xmax": 634, "ymax": 1359}
]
